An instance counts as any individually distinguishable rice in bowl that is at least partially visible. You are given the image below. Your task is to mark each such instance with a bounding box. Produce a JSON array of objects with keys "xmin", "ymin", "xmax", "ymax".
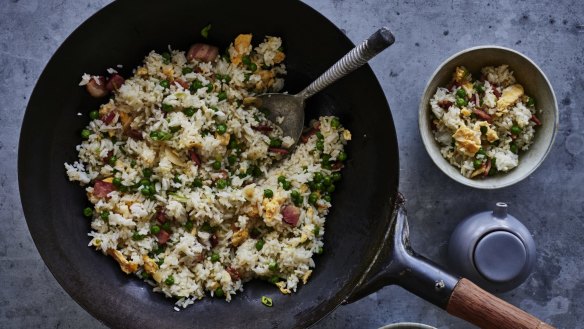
[
  {"xmin": 429, "ymin": 65, "xmax": 542, "ymax": 178},
  {"xmin": 65, "ymin": 34, "xmax": 350, "ymax": 308}
]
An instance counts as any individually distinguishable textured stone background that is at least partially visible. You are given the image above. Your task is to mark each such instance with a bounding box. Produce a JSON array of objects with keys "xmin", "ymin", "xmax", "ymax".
[{"xmin": 1, "ymin": 0, "xmax": 583, "ymax": 328}]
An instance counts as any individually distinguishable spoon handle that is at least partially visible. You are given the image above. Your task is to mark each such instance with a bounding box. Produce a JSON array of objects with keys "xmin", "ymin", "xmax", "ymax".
[{"xmin": 297, "ymin": 27, "xmax": 395, "ymax": 100}]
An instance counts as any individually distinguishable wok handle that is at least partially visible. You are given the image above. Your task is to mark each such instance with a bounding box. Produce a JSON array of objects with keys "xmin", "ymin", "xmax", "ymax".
[
  {"xmin": 447, "ymin": 278, "xmax": 555, "ymax": 329},
  {"xmin": 296, "ymin": 27, "xmax": 394, "ymax": 100}
]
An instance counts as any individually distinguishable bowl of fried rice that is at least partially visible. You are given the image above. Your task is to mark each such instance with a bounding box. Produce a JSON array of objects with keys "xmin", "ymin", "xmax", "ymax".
[{"xmin": 419, "ymin": 46, "xmax": 558, "ymax": 189}]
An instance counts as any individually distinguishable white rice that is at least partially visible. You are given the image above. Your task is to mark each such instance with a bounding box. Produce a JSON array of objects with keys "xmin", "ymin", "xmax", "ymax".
[
  {"xmin": 429, "ymin": 65, "xmax": 541, "ymax": 178},
  {"xmin": 65, "ymin": 35, "xmax": 350, "ymax": 308}
]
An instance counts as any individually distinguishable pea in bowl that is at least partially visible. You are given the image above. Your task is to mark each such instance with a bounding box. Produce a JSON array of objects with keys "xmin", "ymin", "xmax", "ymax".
[{"xmin": 418, "ymin": 46, "xmax": 558, "ymax": 189}]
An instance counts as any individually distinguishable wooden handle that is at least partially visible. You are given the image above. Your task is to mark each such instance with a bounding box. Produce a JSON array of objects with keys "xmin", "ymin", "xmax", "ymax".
[{"xmin": 447, "ymin": 278, "xmax": 555, "ymax": 329}]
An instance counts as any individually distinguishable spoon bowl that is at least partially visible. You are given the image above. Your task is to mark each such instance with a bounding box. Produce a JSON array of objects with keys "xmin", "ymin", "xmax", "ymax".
[{"xmin": 257, "ymin": 27, "xmax": 395, "ymax": 142}]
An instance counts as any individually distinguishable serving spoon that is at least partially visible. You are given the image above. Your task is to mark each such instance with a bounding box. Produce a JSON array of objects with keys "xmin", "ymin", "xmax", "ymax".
[{"xmin": 255, "ymin": 27, "xmax": 395, "ymax": 142}]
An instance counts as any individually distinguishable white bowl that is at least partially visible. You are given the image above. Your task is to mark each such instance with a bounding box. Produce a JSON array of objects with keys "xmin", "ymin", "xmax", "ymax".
[
  {"xmin": 379, "ymin": 322, "xmax": 437, "ymax": 329},
  {"xmin": 418, "ymin": 46, "xmax": 558, "ymax": 189}
]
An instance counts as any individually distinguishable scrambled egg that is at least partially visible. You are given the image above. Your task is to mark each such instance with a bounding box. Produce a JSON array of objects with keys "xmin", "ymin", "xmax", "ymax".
[
  {"xmin": 107, "ymin": 249, "xmax": 138, "ymax": 274},
  {"xmin": 261, "ymin": 194, "xmax": 285, "ymax": 225},
  {"xmin": 496, "ymin": 84, "xmax": 524, "ymax": 112},
  {"xmin": 453, "ymin": 66, "xmax": 469, "ymax": 84},
  {"xmin": 215, "ymin": 132, "xmax": 230, "ymax": 146},
  {"xmin": 475, "ymin": 122, "xmax": 499, "ymax": 143},
  {"xmin": 231, "ymin": 228, "xmax": 249, "ymax": 247},
  {"xmin": 230, "ymin": 34, "xmax": 252, "ymax": 65},
  {"xmin": 453, "ymin": 126, "xmax": 481, "ymax": 156}
]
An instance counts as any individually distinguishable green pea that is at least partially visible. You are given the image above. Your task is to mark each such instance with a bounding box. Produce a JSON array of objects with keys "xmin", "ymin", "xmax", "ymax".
[
  {"xmin": 216, "ymin": 179, "xmax": 228, "ymax": 189},
  {"xmin": 268, "ymin": 261, "xmax": 278, "ymax": 271},
  {"xmin": 161, "ymin": 52, "xmax": 171, "ymax": 62},
  {"xmin": 130, "ymin": 159, "xmax": 137, "ymax": 168},
  {"xmin": 164, "ymin": 275, "xmax": 174, "ymax": 285},
  {"xmin": 183, "ymin": 107, "xmax": 196, "ymax": 116},
  {"xmin": 474, "ymin": 82, "xmax": 485, "ymax": 94},
  {"xmin": 323, "ymin": 195, "xmax": 332, "ymax": 203},
  {"xmin": 214, "ymin": 287, "xmax": 224, "ymax": 298},
  {"xmin": 192, "ymin": 178, "xmax": 203, "ymax": 188},
  {"xmin": 190, "ymin": 80, "xmax": 203, "ymax": 92},
  {"xmin": 316, "ymin": 140, "xmax": 324, "ymax": 151},
  {"xmin": 156, "ymin": 258, "xmax": 164, "ymax": 266},
  {"xmin": 83, "ymin": 207, "xmax": 93, "ymax": 217},
  {"xmin": 308, "ymin": 192, "xmax": 318, "ymax": 205},
  {"xmin": 162, "ymin": 103, "xmax": 173, "ymax": 112},
  {"xmin": 201, "ymin": 222, "xmax": 213, "ymax": 233},
  {"xmin": 314, "ymin": 182, "xmax": 323, "ymax": 191},
  {"xmin": 337, "ymin": 151, "xmax": 347, "ymax": 162},
  {"xmin": 526, "ymin": 97, "xmax": 536, "ymax": 107},
  {"xmin": 161, "ymin": 222, "xmax": 171, "ymax": 231},
  {"xmin": 327, "ymin": 185, "xmax": 335, "ymax": 193},
  {"xmin": 101, "ymin": 211, "xmax": 110, "ymax": 221},
  {"xmin": 316, "ymin": 246, "xmax": 324, "ymax": 255},
  {"xmin": 331, "ymin": 172, "xmax": 341, "ymax": 182},
  {"xmin": 264, "ymin": 189, "xmax": 273, "ymax": 198},
  {"xmin": 182, "ymin": 67, "xmax": 193, "ymax": 75},
  {"xmin": 314, "ymin": 226, "xmax": 320, "ymax": 236},
  {"xmin": 269, "ymin": 275, "xmax": 280, "ymax": 284},
  {"xmin": 217, "ymin": 91, "xmax": 227, "ymax": 101},
  {"xmin": 269, "ymin": 138, "xmax": 282, "ymax": 148},
  {"xmin": 456, "ymin": 88, "xmax": 467, "ymax": 99},
  {"xmin": 510, "ymin": 143, "xmax": 518, "ymax": 154},
  {"xmin": 314, "ymin": 172, "xmax": 323, "ymax": 183},
  {"xmin": 89, "ymin": 111, "xmax": 99, "ymax": 120},
  {"xmin": 476, "ymin": 148, "xmax": 486, "ymax": 157},
  {"xmin": 255, "ymin": 239, "xmax": 265, "ymax": 251},
  {"xmin": 473, "ymin": 159, "xmax": 483, "ymax": 169},
  {"xmin": 169, "ymin": 126, "xmax": 181, "ymax": 133},
  {"xmin": 316, "ymin": 132, "xmax": 324, "ymax": 140},
  {"xmin": 330, "ymin": 118, "xmax": 340, "ymax": 128},
  {"xmin": 248, "ymin": 63, "xmax": 257, "ymax": 72},
  {"xmin": 132, "ymin": 231, "xmax": 145, "ymax": 241},
  {"xmin": 108, "ymin": 156, "xmax": 117, "ymax": 166},
  {"xmin": 322, "ymin": 176, "xmax": 332, "ymax": 187},
  {"xmin": 112, "ymin": 177, "xmax": 122, "ymax": 187},
  {"xmin": 206, "ymin": 83, "xmax": 213, "ymax": 92},
  {"xmin": 211, "ymin": 252, "xmax": 220, "ymax": 262},
  {"xmin": 456, "ymin": 97, "xmax": 468, "ymax": 107},
  {"xmin": 150, "ymin": 225, "xmax": 160, "ymax": 234},
  {"xmin": 81, "ymin": 129, "xmax": 91, "ymax": 139},
  {"xmin": 282, "ymin": 181, "xmax": 291, "ymax": 191},
  {"xmin": 243, "ymin": 73, "xmax": 251, "ymax": 82},
  {"xmin": 217, "ymin": 123, "xmax": 227, "ymax": 134},
  {"xmin": 242, "ymin": 55, "xmax": 251, "ymax": 66},
  {"xmin": 510, "ymin": 125, "xmax": 522, "ymax": 135},
  {"xmin": 212, "ymin": 160, "xmax": 222, "ymax": 170},
  {"xmin": 277, "ymin": 176, "xmax": 286, "ymax": 184},
  {"xmin": 228, "ymin": 139, "xmax": 239, "ymax": 150},
  {"xmin": 159, "ymin": 80, "xmax": 170, "ymax": 88},
  {"xmin": 480, "ymin": 126, "xmax": 488, "ymax": 134},
  {"xmin": 185, "ymin": 220, "xmax": 194, "ymax": 231},
  {"xmin": 228, "ymin": 155, "xmax": 237, "ymax": 165}
]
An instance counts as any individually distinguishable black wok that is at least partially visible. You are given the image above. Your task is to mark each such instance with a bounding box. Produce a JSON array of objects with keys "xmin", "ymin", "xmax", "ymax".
[{"xmin": 18, "ymin": 1, "xmax": 553, "ymax": 328}]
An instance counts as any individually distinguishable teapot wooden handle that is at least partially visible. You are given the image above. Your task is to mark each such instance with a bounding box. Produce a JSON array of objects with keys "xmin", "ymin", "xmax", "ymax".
[{"xmin": 447, "ymin": 278, "xmax": 555, "ymax": 329}]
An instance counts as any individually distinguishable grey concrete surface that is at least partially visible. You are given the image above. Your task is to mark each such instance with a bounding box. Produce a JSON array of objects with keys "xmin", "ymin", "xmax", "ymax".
[{"xmin": 1, "ymin": 0, "xmax": 583, "ymax": 328}]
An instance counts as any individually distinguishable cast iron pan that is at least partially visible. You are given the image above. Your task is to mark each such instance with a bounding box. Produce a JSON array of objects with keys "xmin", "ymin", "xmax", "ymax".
[{"xmin": 18, "ymin": 1, "xmax": 553, "ymax": 328}]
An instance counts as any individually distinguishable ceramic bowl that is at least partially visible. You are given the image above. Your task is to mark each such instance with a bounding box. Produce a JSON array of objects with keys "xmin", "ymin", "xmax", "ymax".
[{"xmin": 419, "ymin": 46, "xmax": 558, "ymax": 189}]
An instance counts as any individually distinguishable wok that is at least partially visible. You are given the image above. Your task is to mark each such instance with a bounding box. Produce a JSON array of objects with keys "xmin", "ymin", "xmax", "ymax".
[{"xmin": 18, "ymin": 0, "xmax": 553, "ymax": 328}]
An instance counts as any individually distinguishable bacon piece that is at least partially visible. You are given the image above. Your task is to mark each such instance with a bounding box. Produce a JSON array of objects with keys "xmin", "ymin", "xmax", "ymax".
[
  {"xmin": 226, "ymin": 266, "xmax": 240, "ymax": 281},
  {"xmin": 331, "ymin": 162, "xmax": 344, "ymax": 171},
  {"xmin": 175, "ymin": 79, "xmax": 190, "ymax": 89},
  {"xmin": 281, "ymin": 205, "xmax": 300, "ymax": 227},
  {"xmin": 484, "ymin": 160, "xmax": 492, "ymax": 177},
  {"xmin": 156, "ymin": 230, "xmax": 170, "ymax": 244},
  {"xmin": 101, "ymin": 111, "xmax": 116, "ymax": 125},
  {"xmin": 251, "ymin": 124, "xmax": 274, "ymax": 133},
  {"xmin": 106, "ymin": 74, "xmax": 125, "ymax": 91},
  {"xmin": 93, "ymin": 180, "xmax": 115, "ymax": 198},
  {"xmin": 438, "ymin": 100, "xmax": 453, "ymax": 110},
  {"xmin": 492, "ymin": 85, "xmax": 502, "ymax": 98},
  {"xmin": 530, "ymin": 115, "xmax": 542, "ymax": 126},
  {"xmin": 473, "ymin": 109, "xmax": 492, "ymax": 122},
  {"xmin": 210, "ymin": 234, "xmax": 218, "ymax": 248},
  {"xmin": 188, "ymin": 149, "xmax": 201, "ymax": 165},
  {"xmin": 126, "ymin": 129, "xmax": 143, "ymax": 140},
  {"xmin": 268, "ymin": 147, "xmax": 289, "ymax": 155},
  {"xmin": 187, "ymin": 43, "xmax": 219, "ymax": 62},
  {"xmin": 155, "ymin": 208, "xmax": 167, "ymax": 223},
  {"xmin": 86, "ymin": 76, "xmax": 108, "ymax": 98}
]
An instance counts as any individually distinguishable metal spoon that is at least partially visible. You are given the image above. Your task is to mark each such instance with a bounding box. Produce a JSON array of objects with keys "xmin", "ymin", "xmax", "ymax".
[{"xmin": 255, "ymin": 27, "xmax": 395, "ymax": 142}]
